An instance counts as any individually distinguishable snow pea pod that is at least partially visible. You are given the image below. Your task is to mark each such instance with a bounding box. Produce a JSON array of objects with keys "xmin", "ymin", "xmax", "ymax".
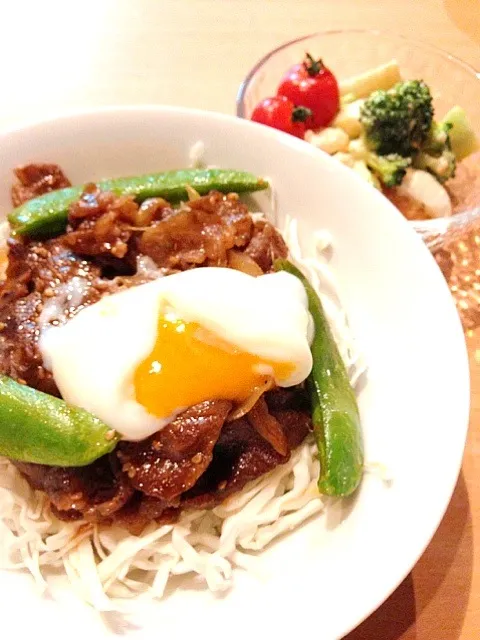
[
  {"xmin": 274, "ymin": 259, "xmax": 363, "ymax": 496},
  {"xmin": 8, "ymin": 168, "xmax": 268, "ymax": 238},
  {"xmin": 0, "ymin": 376, "xmax": 119, "ymax": 466}
]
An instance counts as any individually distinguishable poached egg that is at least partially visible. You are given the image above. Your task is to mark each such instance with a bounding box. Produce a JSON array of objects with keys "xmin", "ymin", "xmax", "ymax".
[{"xmin": 40, "ymin": 267, "xmax": 313, "ymax": 441}]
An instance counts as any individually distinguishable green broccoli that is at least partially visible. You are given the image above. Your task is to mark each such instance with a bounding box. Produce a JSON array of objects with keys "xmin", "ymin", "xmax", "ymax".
[
  {"xmin": 413, "ymin": 121, "xmax": 456, "ymax": 183},
  {"xmin": 360, "ymin": 80, "xmax": 434, "ymax": 157},
  {"xmin": 423, "ymin": 121, "xmax": 452, "ymax": 154},
  {"xmin": 365, "ymin": 152, "xmax": 412, "ymax": 187},
  {"xmin": 348, "ymin": 137, "xmax": 411, "ymax": 187},
  {"xmin": 414, "ymin": 151, "xmax": 456, "ymax": 183}
]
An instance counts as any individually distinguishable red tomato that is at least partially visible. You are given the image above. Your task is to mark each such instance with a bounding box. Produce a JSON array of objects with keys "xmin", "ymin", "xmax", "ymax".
[
  {"xmin": 250, "ymin": 96, "xmax": 312, "ymax": 138},
  {"xmin": 277, "ymin": 54, "xmax": 340, "ymax": 128}
]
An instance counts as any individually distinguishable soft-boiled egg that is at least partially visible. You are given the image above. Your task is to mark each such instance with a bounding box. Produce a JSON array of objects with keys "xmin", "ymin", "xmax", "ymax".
[{"xmin": 40, "ymin": 267, "xmax": 313, "ymax": 441}]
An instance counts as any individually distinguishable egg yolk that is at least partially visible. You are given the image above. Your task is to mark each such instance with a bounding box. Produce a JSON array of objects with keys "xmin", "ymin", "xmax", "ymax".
[{"xmin": 134, "ymin": 315, "xmax": 294, "ymax": 418}]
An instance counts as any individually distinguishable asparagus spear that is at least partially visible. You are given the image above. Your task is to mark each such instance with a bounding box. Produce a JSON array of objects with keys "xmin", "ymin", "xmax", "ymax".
[
  {"xmin": 274, "ymin": 259, "xmax": 364, "ymax": 496},
  {"xmin": 0, "ymin": 376, "xmax": 119, "ymax": 466}
]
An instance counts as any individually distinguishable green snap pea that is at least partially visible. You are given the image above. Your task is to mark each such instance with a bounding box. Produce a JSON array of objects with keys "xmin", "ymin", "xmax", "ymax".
[
  {"xmin": 8, "ymin": 168, "xmax": 268, "ymax": 238},
  {"xmin": 0, "ymin": 376, "xmax": 119, "ymax": 466},
  {"xmin": 274, "ymin": 259, "xmax": 364, "ymax": 497}
]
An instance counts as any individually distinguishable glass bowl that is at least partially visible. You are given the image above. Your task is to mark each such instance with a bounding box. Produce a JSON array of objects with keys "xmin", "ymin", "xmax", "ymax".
[{"xmin": 236, "ymin": 30, "xmax": 480, "ymax": 251}]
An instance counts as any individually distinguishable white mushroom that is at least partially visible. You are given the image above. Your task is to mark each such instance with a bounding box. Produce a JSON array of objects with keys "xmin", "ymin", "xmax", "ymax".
[{"xmin": 396, "ymin": 169, "xmax": 452, "ymax": 218}]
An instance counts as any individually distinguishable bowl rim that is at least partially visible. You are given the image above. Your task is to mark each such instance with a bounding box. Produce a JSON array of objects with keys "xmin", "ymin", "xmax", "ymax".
[
  {"xmin": 236, "ymin": 28, "xmax": 480, "ymax": 232},
  {"xmin": 236, "ymin": 28, "xmax": 480, "ymax": 118}
]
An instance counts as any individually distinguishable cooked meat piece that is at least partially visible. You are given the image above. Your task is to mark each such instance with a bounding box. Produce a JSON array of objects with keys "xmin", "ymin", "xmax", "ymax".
[
  {"xmin": 135, "ymin": 198, "xmax": 171, "ymax": 226},
  {"xmin": 138, "ymin": 191, "xmax": 254, "ymax": 270},
  {"xmin": 0, "ymin": 240, "xmax": 32, "ymax": 306},
  {"xmin": 247, "ymin": 395, "xmax": 288, "ymax": 456},
  {"xmin": 244, "ymin": 219, "xmax": 288, "ymax": 272},
  {"xmin": 182, "ymin": 402, "xmax": 311, "ymax": 510},
  {"xmin": 2, "ymin": 237, "xmax": 103, "ymax": 299},
  {"xmin": 65, "ymin": 185, "xmax": 139, "ymax": 260},
  {"xmin": 11, "ymin": 163, "xmax": 71, "ymax": 207},
  {"xmin": 69, "ymin": 185, "xmax": 131, "ymax": 222},
  {"xmin": 14, "ymin": 456, "xmax": 179, "ymax": 532},
  {"xmin": 264, "ymin": 385, "xmax": 311, "ymax": 413},
  {"xmin": 181, "ymin": 417, "xmax": 286, "ymax": 510},
  {"xmin": 0, "ymin": 291, "xmax": 57, "ymax": 395},
  {"xmin": 14, "ymin": 455, "xmax": 134, "ymax": 522},
  {"xmin": 272, "ymin": 409, "xmax": 312, "ymax": 449},
  {"xmin": 117, "ymin": 400, "xmax": 232, "ymax": 501},
  {"xmin": 113, "ymin": 494, "xmax": 180, "ymax": 535},
  {"xmin": 0, "ymin": 238, "xmax": 104, "ymax": 393},
  {"xmin": 189, "ymin": 191, "xmax": 253, "ymax": 247}
]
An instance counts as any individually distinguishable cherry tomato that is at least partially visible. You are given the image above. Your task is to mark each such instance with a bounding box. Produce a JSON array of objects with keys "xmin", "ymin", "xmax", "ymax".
[
  {"xmin": 277, "ymin": 53, "xmax": 340, "ymax": 129},
  {"xmin": 250, "ymin": 96, "xmax": 312, "ymax": 138}
]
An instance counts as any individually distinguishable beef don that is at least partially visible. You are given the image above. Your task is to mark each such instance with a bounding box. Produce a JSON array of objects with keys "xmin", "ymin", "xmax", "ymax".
[{"xmin": 0, "ymin": 164, "xmax": 311, "ymax": 532}]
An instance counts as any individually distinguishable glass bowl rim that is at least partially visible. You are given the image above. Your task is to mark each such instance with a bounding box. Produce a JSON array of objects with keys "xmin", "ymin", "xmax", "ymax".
[
  {"xmin": 236, "ymin": 28, "xmax": 480, "ymax": 232},
  {"xmin": 236, "ymin": 28, "xmax": 480, "ymax": 117}
]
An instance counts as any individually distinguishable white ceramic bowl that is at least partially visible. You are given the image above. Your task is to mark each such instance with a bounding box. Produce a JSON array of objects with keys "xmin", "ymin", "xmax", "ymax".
[{"xmin": 0, "ymin": 107, "xmax": 469, "ymax": 640}]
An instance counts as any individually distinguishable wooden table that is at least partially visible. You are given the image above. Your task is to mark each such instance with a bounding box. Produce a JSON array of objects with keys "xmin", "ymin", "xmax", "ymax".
[{"xmin": 1, "ymin": 1, "xmax": 479, "ymax": 637}]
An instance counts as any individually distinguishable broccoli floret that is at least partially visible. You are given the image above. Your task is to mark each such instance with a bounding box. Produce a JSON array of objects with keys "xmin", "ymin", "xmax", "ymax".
[
  {"xmin": 423, "ymin": 121, "xmax": 452, "ymax": 154},
  {"xmin": 360, "ymin": 80, "xmax": 434, "ymax": 156},
  {"xmin": 365, "ymin": 152, "xmax": 411, "ymax": 187},
  {"xmin": 413, "ymin": 121, "xmax": 457, "ymax": 183},
  {"xmin": 414, "ymin": 150, "xmax": 456, "ymax": 183},
  {"xmin": 347, "ymin": 136, "xmax": 411, "ymax": 187}
]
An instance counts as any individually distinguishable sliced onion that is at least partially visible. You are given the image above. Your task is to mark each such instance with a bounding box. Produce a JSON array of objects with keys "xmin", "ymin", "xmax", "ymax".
[
  {"xmin": 185, "ymin": 184, "xmax": 201, "ymax": 201},
  {"xmin": 246, "ymin": 396, "xmax": 288, "ymax": 456},
  {"xmin": 0, "ymin": 222, "xmax": 9, "ymax": 281},
  {"xmin": 226, "ymin": 377, "xmax": 274, "ymax": 422},
  {"xmin": 0, "ymin": 251, "xmax": 8, "ymax": 280},
  {"xmin": 136, "ymin": 198, "xmax": 169, "ymax": 226},
  {"xmin": 227, "ymin": 249, "xmax": 263, "ymax": 276}
]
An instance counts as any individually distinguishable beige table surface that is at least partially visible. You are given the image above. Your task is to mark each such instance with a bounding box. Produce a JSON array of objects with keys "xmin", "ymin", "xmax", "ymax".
[{"xmin": 1, "ymin": 1, "xmax": 480, "ymax": 638}]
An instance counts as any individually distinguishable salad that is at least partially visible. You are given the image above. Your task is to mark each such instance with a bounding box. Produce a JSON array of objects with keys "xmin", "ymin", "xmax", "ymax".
[{"xmin": 251, "ymin": 57, "xmax": 479, "ymax": 220}]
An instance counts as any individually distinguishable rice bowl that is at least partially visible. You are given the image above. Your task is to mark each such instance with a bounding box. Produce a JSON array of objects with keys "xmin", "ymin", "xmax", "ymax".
[{"xmin": 0, "ymin": 106, "xmax": 469, "ymax": 639}]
